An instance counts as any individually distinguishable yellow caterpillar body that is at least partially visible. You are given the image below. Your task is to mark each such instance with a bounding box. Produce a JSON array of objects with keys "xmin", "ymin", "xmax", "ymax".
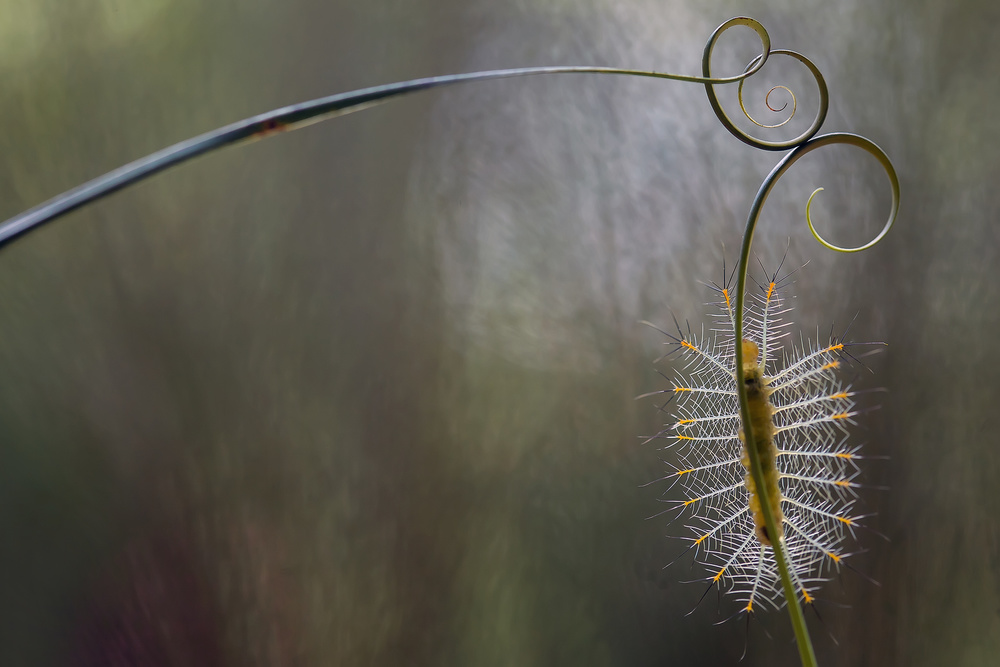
[{"xmin": 738, "ymin": 338, "xmax": 783, "ymax": 547}]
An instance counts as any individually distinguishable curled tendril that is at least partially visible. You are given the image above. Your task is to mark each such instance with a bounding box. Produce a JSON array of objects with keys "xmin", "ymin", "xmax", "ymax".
[
  {"xmin": 733, "ymin": 132, "xmax": 900, "ymax": 404},
  {"xmin": 739, "ymin": 85, "xmax": 796, "ymax": 129},
  {"xmin": 705, "ymin": 44, "xmax": 828, "ymax": 151},
  {"xmin": 769, "ymin": 133, "xmax": 899, "ymax": 254},
  {"xmin": 765, "ymin": 86, "xmax": 790, "ymax": 112}
]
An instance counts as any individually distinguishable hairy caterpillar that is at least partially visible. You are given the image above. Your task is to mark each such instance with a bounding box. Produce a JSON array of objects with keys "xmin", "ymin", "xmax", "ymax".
[{"xmin": 644, "ymin": 261, "xmax": 878, "ymax": 615}]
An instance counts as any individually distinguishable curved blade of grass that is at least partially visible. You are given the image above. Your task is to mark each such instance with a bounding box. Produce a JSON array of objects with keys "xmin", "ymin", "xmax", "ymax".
[{"xmin": 0, "ymin": 18, "xmax": 770, "ymax": 249}]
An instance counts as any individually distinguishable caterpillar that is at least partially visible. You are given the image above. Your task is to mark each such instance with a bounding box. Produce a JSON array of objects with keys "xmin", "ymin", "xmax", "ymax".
[{"xmin": 644, "ymin": 260, "xmax": 878, "ymax": 616}]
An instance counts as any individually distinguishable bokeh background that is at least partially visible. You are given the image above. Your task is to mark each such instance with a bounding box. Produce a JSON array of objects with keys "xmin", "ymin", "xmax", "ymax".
[{"xmin": 1, "ymin": 0, "xmax": 997, "ymax": 665}]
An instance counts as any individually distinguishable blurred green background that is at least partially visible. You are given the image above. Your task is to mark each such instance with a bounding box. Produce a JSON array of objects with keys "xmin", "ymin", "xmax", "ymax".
[{"xmin": 1, "ymin": 0, "xmax": 997, "ymax": 665}]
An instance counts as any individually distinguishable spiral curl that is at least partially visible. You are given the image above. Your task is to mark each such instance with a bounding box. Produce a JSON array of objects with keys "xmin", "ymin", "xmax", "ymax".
[{"xmin": 740, "ymin": 85, "xmax": 796, "ymax": 129}]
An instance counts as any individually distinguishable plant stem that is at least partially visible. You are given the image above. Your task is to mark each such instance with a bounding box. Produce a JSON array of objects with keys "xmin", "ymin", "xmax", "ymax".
[{"xmin": 734, "ymin": 240, "xmax": 818, "ymax": 667}]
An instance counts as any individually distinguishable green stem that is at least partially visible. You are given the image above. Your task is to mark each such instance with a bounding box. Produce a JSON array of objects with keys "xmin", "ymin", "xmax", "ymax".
[
  {"xmin": 732, "ymin": 133, "xmax": 898, "ymax": 667},
  {"xmin": 734, "ymin": 243, "xmax": 817, "ymax": 667}
]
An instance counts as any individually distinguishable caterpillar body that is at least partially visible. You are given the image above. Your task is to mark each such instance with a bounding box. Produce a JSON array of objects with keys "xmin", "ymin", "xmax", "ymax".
[{"xmin": 647, "ymin": 264, "xmax": 875, "ymax": 615}]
